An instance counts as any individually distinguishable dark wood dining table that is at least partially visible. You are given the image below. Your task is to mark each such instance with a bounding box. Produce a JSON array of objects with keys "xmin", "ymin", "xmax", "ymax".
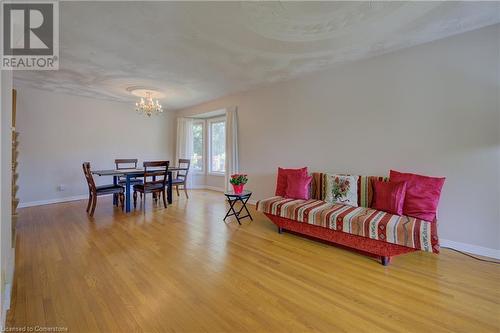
[{"xmin": 91, "ymin": 167, "xmax": 188, "ymax": 212}]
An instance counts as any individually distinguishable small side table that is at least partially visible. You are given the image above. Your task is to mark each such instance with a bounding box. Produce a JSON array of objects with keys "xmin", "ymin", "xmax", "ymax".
[{"xmin": 223, "ymin": 190, "xmax": 253, "ymax": 225}]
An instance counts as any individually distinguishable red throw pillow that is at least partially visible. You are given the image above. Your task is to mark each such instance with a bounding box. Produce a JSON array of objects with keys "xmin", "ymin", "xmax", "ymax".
[
  {"xmin": 285, "ymin": 174, "xmax": 312, "ymax": 200},
  {"xmin": 372, "ymin": 180, "xmax": 407, "ymax": 215},
  {"xmin": 275, "ymin": 167, "xmax": 308, "ymax": 196},
  {"xmin": 390, "ymin": 170, "xmax": 445, "ymax": 221}
]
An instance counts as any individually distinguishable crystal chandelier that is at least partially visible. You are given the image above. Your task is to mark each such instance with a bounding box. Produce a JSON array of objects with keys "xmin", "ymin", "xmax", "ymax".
[{"xmin": 135, "ymin": 91, "xmax": 163, "ymax": 117}]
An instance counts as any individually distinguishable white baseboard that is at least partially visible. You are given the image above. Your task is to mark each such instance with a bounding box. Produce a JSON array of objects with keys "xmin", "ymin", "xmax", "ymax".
[
  {"xmin": 19, "ymin": 194, "xmax": 88, "ymax": 208},
  {"xmin": 2, "ymin": 282, "xmax": 11, "ymax": 325},
  {"xmin": 2, "ymin": 248, "xmax": 15, "ymax": 327},
  {"xmin": 188, "ymin": 185, "xmax": 225, "ymax": 192},
  {"xmin": 440, "ymin": 239, "xmax": 500, "ymax": 260},
  {"xmin": 204, "ymin": 186, "xmax": 225, "ymax": 192},
  {"xmin": 188, "ymin": 185, "xmax": 206, "ymax": 190}
]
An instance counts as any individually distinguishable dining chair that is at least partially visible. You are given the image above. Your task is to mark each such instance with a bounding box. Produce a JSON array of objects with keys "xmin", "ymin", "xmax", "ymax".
[
  {"xmin": 115, "ymin": 158, "xmax": 144, "ymax": 201},
  {"xmin": 133, "ymin": 161, "xmax": 170, "ymax": 209},
  {"xmin": 115, "ymin": 158, "xmax": 143, "ymax": 185},
  {"xmin": 172, "ymin": 158, "xmax": 191, "ymax": 198},
  {"xmin": 82, "ymin": 162, "xmax": 125, "ymax": 217}
]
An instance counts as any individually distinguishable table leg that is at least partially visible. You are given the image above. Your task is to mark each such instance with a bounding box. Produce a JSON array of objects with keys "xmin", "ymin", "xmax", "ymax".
[
  {"xmin": 234, "ymin": 200, "xmax": 245, "ymax": 219},
  {"xmin": 125, "ymin": 175, "xmax": 131, "ymax": 213},
  {"xmin": 152, "ymin": 175, "xmax": 157, "ymax": 201},
  {"xmin": 223, "ymin": 198, "xmax": 240, "ymax": 224},
  {"xmin": 167, "ymin": 171, "xmax": 173, "ymax": 204},
  {"xmin": 240, "ymin": 196, "xmax": 253, "ymax": 221},
  {"xmin": 113, "ymin": 176, "xmax": 118, "ymax": 206}
]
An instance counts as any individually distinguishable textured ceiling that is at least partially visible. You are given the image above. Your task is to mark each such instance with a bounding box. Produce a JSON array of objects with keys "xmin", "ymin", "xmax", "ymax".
[{"xmin": 13, "ymin": 1, "xmax": 500, "ymax": 110}]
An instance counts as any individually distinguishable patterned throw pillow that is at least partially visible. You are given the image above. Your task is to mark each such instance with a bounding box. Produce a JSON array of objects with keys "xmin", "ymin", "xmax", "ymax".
[{"xmin": 324, "ymin": 174, "xmax": 358, "ymax": 207}]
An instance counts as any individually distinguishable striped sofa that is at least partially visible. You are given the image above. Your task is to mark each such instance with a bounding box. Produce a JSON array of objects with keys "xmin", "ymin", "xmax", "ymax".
[{"xmin": 256, "ymin": 173, "xmax": 439, "ymax": 265}]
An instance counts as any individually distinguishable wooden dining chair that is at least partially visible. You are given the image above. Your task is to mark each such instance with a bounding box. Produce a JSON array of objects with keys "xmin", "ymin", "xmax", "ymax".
[
  {"xmin": 115, "ymin": 158, "xmax": 144, "ymax": 202},
  {"xmin": 133, "ymin": 161, "xmax": 170, "ymax": 209},
  {"xmin": 82, "ymin": 162, "xmax": 125, "ymax": 217},
  {"xmin": 172, "ymin": 159, "xmax": 191, "ymax": 198},
  {"xmin": 115, "ymin": 158, "xmax": 143, "ymax": 185}
]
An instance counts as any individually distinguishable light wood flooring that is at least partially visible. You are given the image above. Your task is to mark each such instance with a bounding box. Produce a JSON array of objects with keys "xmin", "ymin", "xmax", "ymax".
[{"xmin": 6, "ymin": 190, "xmax": 500, "ymax": 332}]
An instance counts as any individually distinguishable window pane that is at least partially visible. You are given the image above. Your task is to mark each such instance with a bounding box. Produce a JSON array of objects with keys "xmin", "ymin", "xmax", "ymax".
[
  {"xmin": 210, "ymin": 121, "xmax": 225, "ymax": 173},
  {"xmin": 192, "ymin": 123, "xmax": 203, "ymax": 171}
]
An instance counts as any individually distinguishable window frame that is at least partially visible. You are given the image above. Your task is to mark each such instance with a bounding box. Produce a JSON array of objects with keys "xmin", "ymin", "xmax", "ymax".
[
  {"xmin": 191, "ymin": 120, "xmax": 205, "ymax": 174},
  {"xmin": 207, "ymin": 117, "xmax": 226, "ymax": 176}
]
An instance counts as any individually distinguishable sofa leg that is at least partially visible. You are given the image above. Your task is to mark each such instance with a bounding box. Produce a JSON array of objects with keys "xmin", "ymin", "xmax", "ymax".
[
  {"xmin": 381, "ymin": 256, "xmax": 391, "ymax": 266},
  {"xmin": 278, "ymin": 226, "xmax": 283, "ymax": 234}
]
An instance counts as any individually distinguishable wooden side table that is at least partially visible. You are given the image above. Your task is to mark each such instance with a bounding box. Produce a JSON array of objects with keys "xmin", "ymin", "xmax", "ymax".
[{"xmin": 223, "ymin": 190, "xmax": 253, "ymax": 225}]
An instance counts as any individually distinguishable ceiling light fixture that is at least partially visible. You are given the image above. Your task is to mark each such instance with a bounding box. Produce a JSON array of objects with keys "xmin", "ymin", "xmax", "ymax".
[{"xmin": 135, "ymin": 91, "xmax": 163, "ymax": 117}]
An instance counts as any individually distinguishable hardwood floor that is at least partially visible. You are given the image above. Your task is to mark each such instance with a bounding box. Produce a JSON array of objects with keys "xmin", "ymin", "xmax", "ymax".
[{"xmin": 7, "ymin": 190, "xmax": 500, "ymax": 333}]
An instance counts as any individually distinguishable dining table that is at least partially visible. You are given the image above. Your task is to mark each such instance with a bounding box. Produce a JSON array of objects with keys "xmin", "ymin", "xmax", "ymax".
[{"xmin": 91, "ymin": 166, "xmax": 188, "ymax": 212}]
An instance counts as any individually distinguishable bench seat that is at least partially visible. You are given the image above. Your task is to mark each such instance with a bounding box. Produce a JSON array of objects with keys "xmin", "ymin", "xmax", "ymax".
[{"xmin": 256, "ymin": 196, "xmax": 439, "ymax": 264}]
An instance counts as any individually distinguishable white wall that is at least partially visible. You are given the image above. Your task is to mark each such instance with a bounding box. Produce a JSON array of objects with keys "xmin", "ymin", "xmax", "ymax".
[
  {"xmin": 16, "ymin": 88, "xmax": 176, "ymax": 205},
  {"xmin": 176, "ymin": 24, "xmax": 500, "ymax": 252},
  {"xmin": 0, "ymin": 70, "xmax": 14, "ymax": 325}
]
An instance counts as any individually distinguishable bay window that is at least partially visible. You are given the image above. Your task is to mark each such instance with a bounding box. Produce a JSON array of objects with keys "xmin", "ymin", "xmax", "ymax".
[
  {"xmin": 191, "ymin": 121, "xmax": 204, "ymax": 172},
  {"xmin": 209, "ymin": 118, "xmax": 226, "ymax": 174},
  {"xmin": 190, "ymin": 117, "xmax": 226, "ymax": 175}
]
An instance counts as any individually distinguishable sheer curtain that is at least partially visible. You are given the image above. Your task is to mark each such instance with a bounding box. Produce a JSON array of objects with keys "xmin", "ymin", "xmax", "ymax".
[
  {"xmin": 175, "ymin": 117, "xmax": 193, "ymax": 188},
  {"xmin": 225, "ymin": 107, "xmax": 239, "ymax": 191}
]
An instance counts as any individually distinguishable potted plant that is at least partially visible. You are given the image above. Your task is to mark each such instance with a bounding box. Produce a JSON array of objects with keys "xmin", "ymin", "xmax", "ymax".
[{"xmin": 230, "ymin": 174, "xmax": 248, "ymax": 194}]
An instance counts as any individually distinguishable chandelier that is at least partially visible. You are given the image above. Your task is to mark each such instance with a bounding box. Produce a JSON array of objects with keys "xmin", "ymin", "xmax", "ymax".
[{"xmin": 135, "ymin": 91, "xmax": 163, "ymax": 117}]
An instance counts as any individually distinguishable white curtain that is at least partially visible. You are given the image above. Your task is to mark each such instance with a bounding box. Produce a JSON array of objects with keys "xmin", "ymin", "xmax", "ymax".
[
  {"xmin": 175, "ymin": 117, "xmax": 193, "ymax": 188},
  {"xmin": 225, "ymin": 107, "xmax": 239, "ymax": 191}
]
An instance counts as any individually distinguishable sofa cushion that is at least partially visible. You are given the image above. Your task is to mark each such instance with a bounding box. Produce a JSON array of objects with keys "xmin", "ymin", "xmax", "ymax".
[
  {"xmin": 324, "ymin": 174, "xmax": 358, "ymax": 207},
  {"xmin": 390, "ymin": 170, "xmax": 445, "ymax": 222},
  {"xmin": 311, "ymin": 173, "xmax": 388, "ymax": 208},
  {"xmin": 358, "ymin": 176, "xmax": 388, "ymax": 208},
  {"xmin": 372, "ymin": 180, "xmax": 407, "ymax": 215},
  {"xmin": 256, "ymin": 196, "xmax": 438, "ymax": 253},
  {"xmin": 275, "ymin": 167, "xmax": 308, "ymax": 197},
  {"xmin": 311, "ymin": 172, "xmax": 326, "ymax": 200},
  {"xmin": 285, "ymin": 173, "xmax": 312, "ymax": 200}
]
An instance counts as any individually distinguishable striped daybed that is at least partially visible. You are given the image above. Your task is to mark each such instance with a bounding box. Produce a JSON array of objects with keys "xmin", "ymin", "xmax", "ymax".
[{"xmin": 256, "ymin": 173, "xmax": 439, "ymax": 265}]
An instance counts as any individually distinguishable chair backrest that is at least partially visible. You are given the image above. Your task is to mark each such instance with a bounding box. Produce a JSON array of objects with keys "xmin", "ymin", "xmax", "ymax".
[
  {"xmin": 82, "ymin": 162, "xmax": 96, "ymax": 193},
  {"xmin": 115, "ymin": 158, "xmax": 138, "ymax": 170},
  {"xmin": 177, "ymin": 159, "xmax": 191, "ymax": 179},
  {"xmin": 143, "ymin": 161, "xmax": 170, "ymax": 188}
]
